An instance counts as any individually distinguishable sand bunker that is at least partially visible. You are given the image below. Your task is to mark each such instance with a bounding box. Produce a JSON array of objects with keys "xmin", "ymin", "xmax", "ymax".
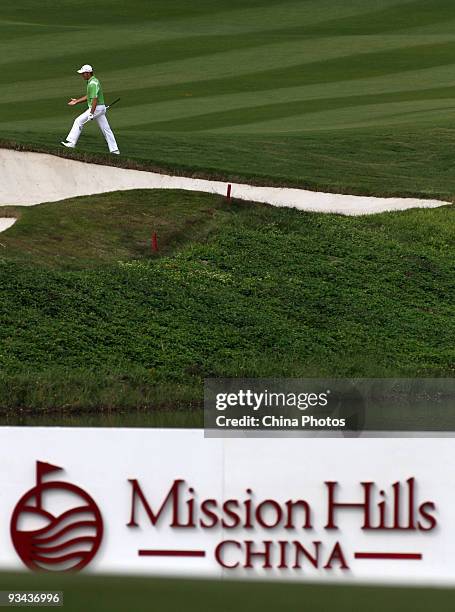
[
  {"xmin": 0, "ymin": 148, "xmax": 449, "ymax": 215},
  {"xmin": 0, "ymin": 218, "xmax": 16, "ymax": 233}
]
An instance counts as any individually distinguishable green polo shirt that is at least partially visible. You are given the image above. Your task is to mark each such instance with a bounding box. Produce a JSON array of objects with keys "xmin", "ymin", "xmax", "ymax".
[{"xmin": 86, "ymin": 75, "xmax": 105, "ymax": 107}]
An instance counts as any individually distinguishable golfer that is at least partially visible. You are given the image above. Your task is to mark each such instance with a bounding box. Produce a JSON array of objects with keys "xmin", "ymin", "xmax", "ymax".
[{"xmin": 61, "ymin": 64, "xmax": 120, "ymax": 154}]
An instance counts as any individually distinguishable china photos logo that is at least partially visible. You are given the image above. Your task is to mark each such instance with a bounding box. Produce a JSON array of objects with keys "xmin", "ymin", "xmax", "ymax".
[{"xmin": 10, "ymin": 462, "xmax": 103, "ymax": 572}]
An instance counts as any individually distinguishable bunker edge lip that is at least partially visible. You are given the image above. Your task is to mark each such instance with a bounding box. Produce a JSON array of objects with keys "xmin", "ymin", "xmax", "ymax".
[{"xmin": 0, "ymin": 148, "xmax": 449, "ymax": 216}]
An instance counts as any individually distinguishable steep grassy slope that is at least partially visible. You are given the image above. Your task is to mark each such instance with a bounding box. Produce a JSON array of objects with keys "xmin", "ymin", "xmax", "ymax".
[{"xmin": 0, "ymin": 190, "xmax": 453, "ymax": 418}]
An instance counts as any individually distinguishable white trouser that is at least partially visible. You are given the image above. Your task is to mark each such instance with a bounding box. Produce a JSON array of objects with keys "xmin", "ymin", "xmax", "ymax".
[{"xmin": 66, "ymin": 105, "xmax": 118, "ymax": 152}]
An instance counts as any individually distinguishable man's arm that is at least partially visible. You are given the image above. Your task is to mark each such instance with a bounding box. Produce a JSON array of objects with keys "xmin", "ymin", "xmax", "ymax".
[
  {"xmin": 68, "ymin": 95, "xmax": 87, "ymax": 106},
  {"xmin": 89, "ymin": 96, "xmax": 98, "ymax": 116}
]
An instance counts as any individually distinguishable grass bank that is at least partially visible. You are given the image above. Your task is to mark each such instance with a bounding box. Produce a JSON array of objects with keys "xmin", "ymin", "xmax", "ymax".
[{"xmin": 0, "ymin": 189, "xmax": 453, "ymax": 419}]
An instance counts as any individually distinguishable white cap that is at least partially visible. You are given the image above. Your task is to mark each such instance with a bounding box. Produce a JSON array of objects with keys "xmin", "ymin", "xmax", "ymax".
[{"xmin": 77, "ymin": 64, "xmax": 93, "ymax": 74}]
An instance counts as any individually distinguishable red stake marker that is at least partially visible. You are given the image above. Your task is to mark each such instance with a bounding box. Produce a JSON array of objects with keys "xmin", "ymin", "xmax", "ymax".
[
  {"xmin": 226, "ymin": 184, "xmax": 232, "ymax": 201},
  {"xmin": 152, "ymin": 232, "xmax": 158, "ymax": 252}
]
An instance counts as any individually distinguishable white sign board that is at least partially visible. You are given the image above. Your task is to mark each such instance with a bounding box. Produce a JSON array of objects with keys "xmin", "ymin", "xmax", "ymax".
[{"xmin": 0, "ymin": 428, "xmax": 452, "ymax": 585}]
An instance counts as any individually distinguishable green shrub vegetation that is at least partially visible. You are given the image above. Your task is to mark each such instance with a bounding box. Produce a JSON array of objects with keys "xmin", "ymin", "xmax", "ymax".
[{"xmin": 0, "ymin": 190, "xmax": 453, "ymax": 419}]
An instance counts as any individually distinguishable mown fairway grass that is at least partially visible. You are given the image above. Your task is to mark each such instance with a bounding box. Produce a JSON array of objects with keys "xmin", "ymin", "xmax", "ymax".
[
  {"xmin": 0, "ymin": 190, "xmax": 453, "ymax": 420},
  {"xmin": 2, "ymin": 1, "xmax": 455, "ymax": 198},
  {"xmin": 0, "ymin": 573, "xmax": 454, "ymax": 612}
]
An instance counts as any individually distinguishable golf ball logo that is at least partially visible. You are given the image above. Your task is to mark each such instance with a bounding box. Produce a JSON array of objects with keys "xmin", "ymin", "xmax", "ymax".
[{"xmin": 11, "ymin": 462, "xmax": 103, "ymax": 572}]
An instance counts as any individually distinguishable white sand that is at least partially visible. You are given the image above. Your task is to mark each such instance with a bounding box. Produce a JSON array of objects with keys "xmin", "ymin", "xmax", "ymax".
[
  {"xmin": 0, "ymin": 218, "xmax": 16, "ymax": 233},
  {"xmin": 0, "ymin": 148, "xmax": 449, "ymax": 215}
]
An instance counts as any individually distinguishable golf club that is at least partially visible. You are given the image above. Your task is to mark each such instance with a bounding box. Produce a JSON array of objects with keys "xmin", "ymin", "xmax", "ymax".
[{"xmin": 96, "ymin": 97, "xmax": 120, "ymax": 117}]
